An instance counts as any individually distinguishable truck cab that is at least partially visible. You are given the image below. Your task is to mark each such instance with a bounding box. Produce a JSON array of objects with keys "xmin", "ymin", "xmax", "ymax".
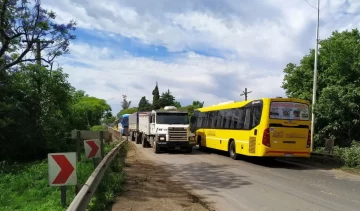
[{"xmin": 145, "ymin": 106, "xmax": 195, "ymax": 153}]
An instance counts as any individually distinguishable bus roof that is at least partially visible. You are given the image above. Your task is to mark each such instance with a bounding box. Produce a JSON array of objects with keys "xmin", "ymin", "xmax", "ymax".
[
  {"xmin": 198, "ymin": 97, "xmax": 309, "ymax": 112},
  {"xmin": 121, "ymin": 114, "xmax": 130, "ymax": 117}
]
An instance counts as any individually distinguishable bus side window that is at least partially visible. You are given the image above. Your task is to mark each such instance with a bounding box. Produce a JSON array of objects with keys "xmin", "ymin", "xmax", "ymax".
[
  {"xmin": 243, "ymin": 107, "xmax": 252, "ymax": 130},
  {"xmin": 202, "ymin": 112, "xmax": 209, "ymax": 128},
  {"xmin": 237, "ymin": 108, "xmax": 245, "ymax": 129},
  {"xmin": 196, "ymin": 112, "xmax": 203, "ymax": 128},
  {"xmin": 211, "ymin": 111, "xmax": 220, "ymax": 128},
  {"xmin": 251, "ymin": 105, "xmax": 262, "ymax": 128},
  {"xmin": 230, "ymin": 108, "xmax": 238, "ymax": 129}
]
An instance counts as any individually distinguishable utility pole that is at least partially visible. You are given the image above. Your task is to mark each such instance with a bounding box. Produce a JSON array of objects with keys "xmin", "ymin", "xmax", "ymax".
[
  {"xmin": 310, "ymin": 0, "xmax": 320, "ymax": 152},
  {"xmin": 240, "ymin": 88, "xmax": 252, "ymax": 101},
  {"xmin": 22, "ymin": 39, "xmax": 54, "ymax": 66}
]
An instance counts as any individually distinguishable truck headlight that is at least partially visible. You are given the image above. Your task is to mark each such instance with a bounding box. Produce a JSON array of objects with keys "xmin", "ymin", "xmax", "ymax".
[{"xmin": 159, "ymin": 136, "xmax": 165, "ymax": 141}]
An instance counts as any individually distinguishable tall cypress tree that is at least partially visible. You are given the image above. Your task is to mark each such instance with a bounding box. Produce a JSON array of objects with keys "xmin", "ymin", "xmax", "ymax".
[{"xmin": 152, "ymin": 82, "xmax": 160, "ymax": 110}]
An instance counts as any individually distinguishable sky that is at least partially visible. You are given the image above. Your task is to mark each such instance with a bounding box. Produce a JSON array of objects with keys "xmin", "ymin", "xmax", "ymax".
[{"xmin": 41, "ymin": 0, "xmax": 360, "ymax": 114}]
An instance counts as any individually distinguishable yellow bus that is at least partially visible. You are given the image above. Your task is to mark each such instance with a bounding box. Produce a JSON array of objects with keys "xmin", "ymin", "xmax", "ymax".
[{"xmin": 189, "ymin": 98, "xmax": 311, "ymax": 160}]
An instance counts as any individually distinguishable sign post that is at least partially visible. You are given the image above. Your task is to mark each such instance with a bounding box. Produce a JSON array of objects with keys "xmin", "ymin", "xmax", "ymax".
[{"xmin": 48, "ymin": 152, "xmax": 77, "ymax": 207}]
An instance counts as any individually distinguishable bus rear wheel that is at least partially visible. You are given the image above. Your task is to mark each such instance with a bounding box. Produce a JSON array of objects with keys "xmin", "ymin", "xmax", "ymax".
[{"xmin": 229, "ymin": 141, "xmax": 239, "ymax": 160}]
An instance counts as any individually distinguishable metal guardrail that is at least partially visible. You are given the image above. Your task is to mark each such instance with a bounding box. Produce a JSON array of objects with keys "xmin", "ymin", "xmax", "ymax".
[{"xmin": 66, "ymin": 139, "xmax": 126, "ymax": 211}]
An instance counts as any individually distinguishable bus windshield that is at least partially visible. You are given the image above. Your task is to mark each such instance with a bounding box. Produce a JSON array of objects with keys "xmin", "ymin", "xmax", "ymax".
[
  {"xmin": 270, "ymin": 101, "xmax": 309, "ymax": 120},
  {"xmin": 156, "ymin": 113, "xmax": 189, "ymax": 124}
]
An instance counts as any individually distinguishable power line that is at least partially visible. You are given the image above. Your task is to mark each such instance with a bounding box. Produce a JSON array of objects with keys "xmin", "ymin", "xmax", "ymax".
[{"xmin": 304, "ymin": 0, "xmax": 318, "ymax": 9}]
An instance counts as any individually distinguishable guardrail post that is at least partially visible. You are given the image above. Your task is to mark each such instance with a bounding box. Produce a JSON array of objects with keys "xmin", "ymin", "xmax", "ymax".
[
  {"xmin": 76, "ymin": 130, "xmax": 81, "ymax": 162},
  {"xmin": 100, "ymin": 131, "xmax": 104, "ymax": 158}
]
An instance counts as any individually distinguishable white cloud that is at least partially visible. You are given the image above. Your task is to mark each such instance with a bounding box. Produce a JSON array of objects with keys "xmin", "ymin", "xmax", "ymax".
[{"xmin": 40, "ymin": 0, "xmax": 360, "ymax": 114}]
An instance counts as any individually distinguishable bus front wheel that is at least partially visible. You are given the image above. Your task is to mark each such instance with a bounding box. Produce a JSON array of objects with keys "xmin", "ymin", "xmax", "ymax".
[{"xmin": 229, "ymin": 140, "xmax": 239, "ymax": 160}]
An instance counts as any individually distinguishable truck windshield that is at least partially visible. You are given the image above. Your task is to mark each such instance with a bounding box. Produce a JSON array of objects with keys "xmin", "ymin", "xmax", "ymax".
[
  {"xmin": 156, "ymin": 113, "xmax": 189, "ymax": 124},
  {"xmin": 270, "ymin": 101, "xmax": 309, "ymax": 120}
]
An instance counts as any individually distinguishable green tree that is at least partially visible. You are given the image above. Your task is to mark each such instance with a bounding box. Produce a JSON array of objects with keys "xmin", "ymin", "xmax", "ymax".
[
  {"xmin": 174, "ymin": 101, "xmax": 181, "ymax": 108},
  {"xmin": 102, "ymin": 116, "xmax": 116, "ymax": 125},
  {"xmin": 0, "ymin": 0, "xmax": 76, "ymax": 71},
  {"xmin": 180, "ymin": 100, "xmax": 205, "ymax": 117},
  {"xmin": 159, "ymin": 89, "xmax": 176, "ymax": 108},
  {"xmin": 282, "ymin": 29, "xmax": 360, "ymax": 147},
  {"xmin": 72, "ymin": 96, "xmax": 112, "ymax": 129},
  {"xmin": 116, "ymin": 107, "xmax": 138, "ymax": 118},
  {"xmin": 138, "ymin": 96, "xmax": 152, "ymax": 111},
  {"xmin": 192, "ymin": 100, "xmax": 204, "ymax": 108},
  {"xmin": 0, "ymin": 64, "xmax": 74, "ymax": 161},
  {"xmin": 152, "ymin": 82, "xmax": 160, "ymax": 110},
  {"xmin": 121, "ymin": 94, "xmax": 131, "ymax": 110}
]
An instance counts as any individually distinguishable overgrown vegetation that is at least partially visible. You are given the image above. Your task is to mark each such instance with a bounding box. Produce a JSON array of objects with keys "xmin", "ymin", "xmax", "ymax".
[
  {"xmin": 0, "ymin": 141, "xmax": 128, "ymax": 211},
  {"xmin": 90, "ymin": 125, "xmax": 108, "ymax": 131},
  {"xmin": 0, "ymin": 1, "xmax": 123, "ymax": 209},
  {"xmin": 282, "ymin": 29, "xmax": 360, "ymax": 169},
  {"xmin": 315, "ymin": 142, "xmax": 360, "ymax": 168},
  {"xmin": 88, "ymin": 142, "xmax": 128, "ymax": 210},
  {"xmin": 0, "ymin": 0, "xmax": 113, "ymax": 162}
]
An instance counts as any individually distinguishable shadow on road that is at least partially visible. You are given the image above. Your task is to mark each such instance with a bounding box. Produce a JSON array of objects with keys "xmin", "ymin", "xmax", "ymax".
[
  {"xmin": 165, "ymin": 162, "xmax": 252, "ymax": 192},
  {"xmin": 195, "ymin": 147, "xmax": 338, "ymax": 171}
]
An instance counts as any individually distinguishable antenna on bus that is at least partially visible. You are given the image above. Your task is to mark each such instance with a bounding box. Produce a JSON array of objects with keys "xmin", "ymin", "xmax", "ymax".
[{"xmin": 240, "ymin": 88, "xmax": 252, "ymax": 101}]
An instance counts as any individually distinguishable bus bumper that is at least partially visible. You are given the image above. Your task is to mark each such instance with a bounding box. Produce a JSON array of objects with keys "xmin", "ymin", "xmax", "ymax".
[{"xmin": 264, "ymin": 150, "xmax": 311, "ymax": 158}]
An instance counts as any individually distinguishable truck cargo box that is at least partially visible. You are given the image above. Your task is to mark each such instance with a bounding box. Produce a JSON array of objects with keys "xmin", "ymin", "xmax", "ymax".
[
  {"xmin": 139, "ymin": 112, "xmax": 151, "ymax": 135},
  {"xmin": 129, "ymin": 112, "xmax": 138, "ymax": 131}
]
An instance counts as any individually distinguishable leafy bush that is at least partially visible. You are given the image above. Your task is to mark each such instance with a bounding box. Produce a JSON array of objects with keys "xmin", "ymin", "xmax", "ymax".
[
  {"xmin": 90, "ymin": 125, "xmax": 108, "ymax": 131},
  {"xmin": 88, "ymin": 142, "xmax": 128, "ymax": 210},
  {"xmin": 315, "ymin": 142, "xmax": 360, "ymax": 168},
  {"xmin": 0, "ymin": 142, "xmax": 128, "ymax": 210}
]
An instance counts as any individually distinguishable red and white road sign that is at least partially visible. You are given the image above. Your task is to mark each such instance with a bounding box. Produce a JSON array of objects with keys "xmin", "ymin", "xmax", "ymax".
[
  {"xmin": 84, "ymin": 139, "xmax": 101, "ymax": 159},
  {"xmin": 48, "ymin": 152, "xmax": 77, "ymax": 186}
]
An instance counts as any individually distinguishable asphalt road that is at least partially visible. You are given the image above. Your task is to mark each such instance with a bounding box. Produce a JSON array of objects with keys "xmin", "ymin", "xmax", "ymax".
[{"xmin": 131, "ymin": 142, "xmax": 360, "ymax": 211}]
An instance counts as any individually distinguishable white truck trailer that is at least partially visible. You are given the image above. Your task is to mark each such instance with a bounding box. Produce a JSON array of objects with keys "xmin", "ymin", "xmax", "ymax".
[
  {"xmin": 128, "ymin": 112, "xmax": 138, "ymax": 142},
  {"xmin": 133, "ymin": 106, "xmax": 195, "ymax": 153}
]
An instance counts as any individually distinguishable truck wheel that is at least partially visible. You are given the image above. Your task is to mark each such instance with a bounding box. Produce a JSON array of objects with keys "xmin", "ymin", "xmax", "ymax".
[
  {"xmin": 153, "ymin": 141, "xmax": 160, "ymax": 154},
  {"xmin": 131, "ymin": 132, "xmax": 135, "ymax": 141},
  {"xmin": 146, "ymin": 136, "xmax": 151, "ymax": 148},
  {"xmin": 149, "ymin": 136, "xmax": 154, "ymax": 147},
  {"xmin": 136, "ymin": 133, "xmax": 141, "ymax": 144},
  {"xmin": 229, "ymin": 140, "xmax": 239, "ymax": 160},
  {"xmin": 142, "ymin": 135, "xmax": 147, "ymax": 148},
  {"xmin": 198, "ymin": 136, "xmax": 205, "ymax": 151}
]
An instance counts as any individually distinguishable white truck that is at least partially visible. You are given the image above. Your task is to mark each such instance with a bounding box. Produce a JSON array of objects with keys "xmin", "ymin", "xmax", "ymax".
[{"xmin": 129, "ymin": 106, "xmax": 195, "ymax": 153}]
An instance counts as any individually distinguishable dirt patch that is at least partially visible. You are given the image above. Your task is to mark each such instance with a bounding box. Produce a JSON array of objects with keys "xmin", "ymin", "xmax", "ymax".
[{"xmin": 111, "ymin": 143, "xmax": 211, "ymax": 211}]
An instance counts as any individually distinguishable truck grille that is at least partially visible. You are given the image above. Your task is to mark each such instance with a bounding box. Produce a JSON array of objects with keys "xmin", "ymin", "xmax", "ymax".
[{"xmin": 168, "ymin": 127, "xmax": 187, "ymax": 141}]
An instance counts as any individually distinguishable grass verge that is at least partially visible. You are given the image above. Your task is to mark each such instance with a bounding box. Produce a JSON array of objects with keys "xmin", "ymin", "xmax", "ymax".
[
  {"xmin": 278, "ymin": 144, "xmax": 360, "ymax": 175},
  {"xmin": 87, "ymin": 141, "xmax": 128, "ymax": 211},
  {"xmin": 0, "ymin": 140, "xmax": 127, "ymax": 211}
]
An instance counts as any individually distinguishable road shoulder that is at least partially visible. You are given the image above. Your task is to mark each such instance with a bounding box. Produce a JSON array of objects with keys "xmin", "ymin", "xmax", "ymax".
[{"xmin": 111, "ymin": 142, "xmax": 212, "ymax": 211}]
